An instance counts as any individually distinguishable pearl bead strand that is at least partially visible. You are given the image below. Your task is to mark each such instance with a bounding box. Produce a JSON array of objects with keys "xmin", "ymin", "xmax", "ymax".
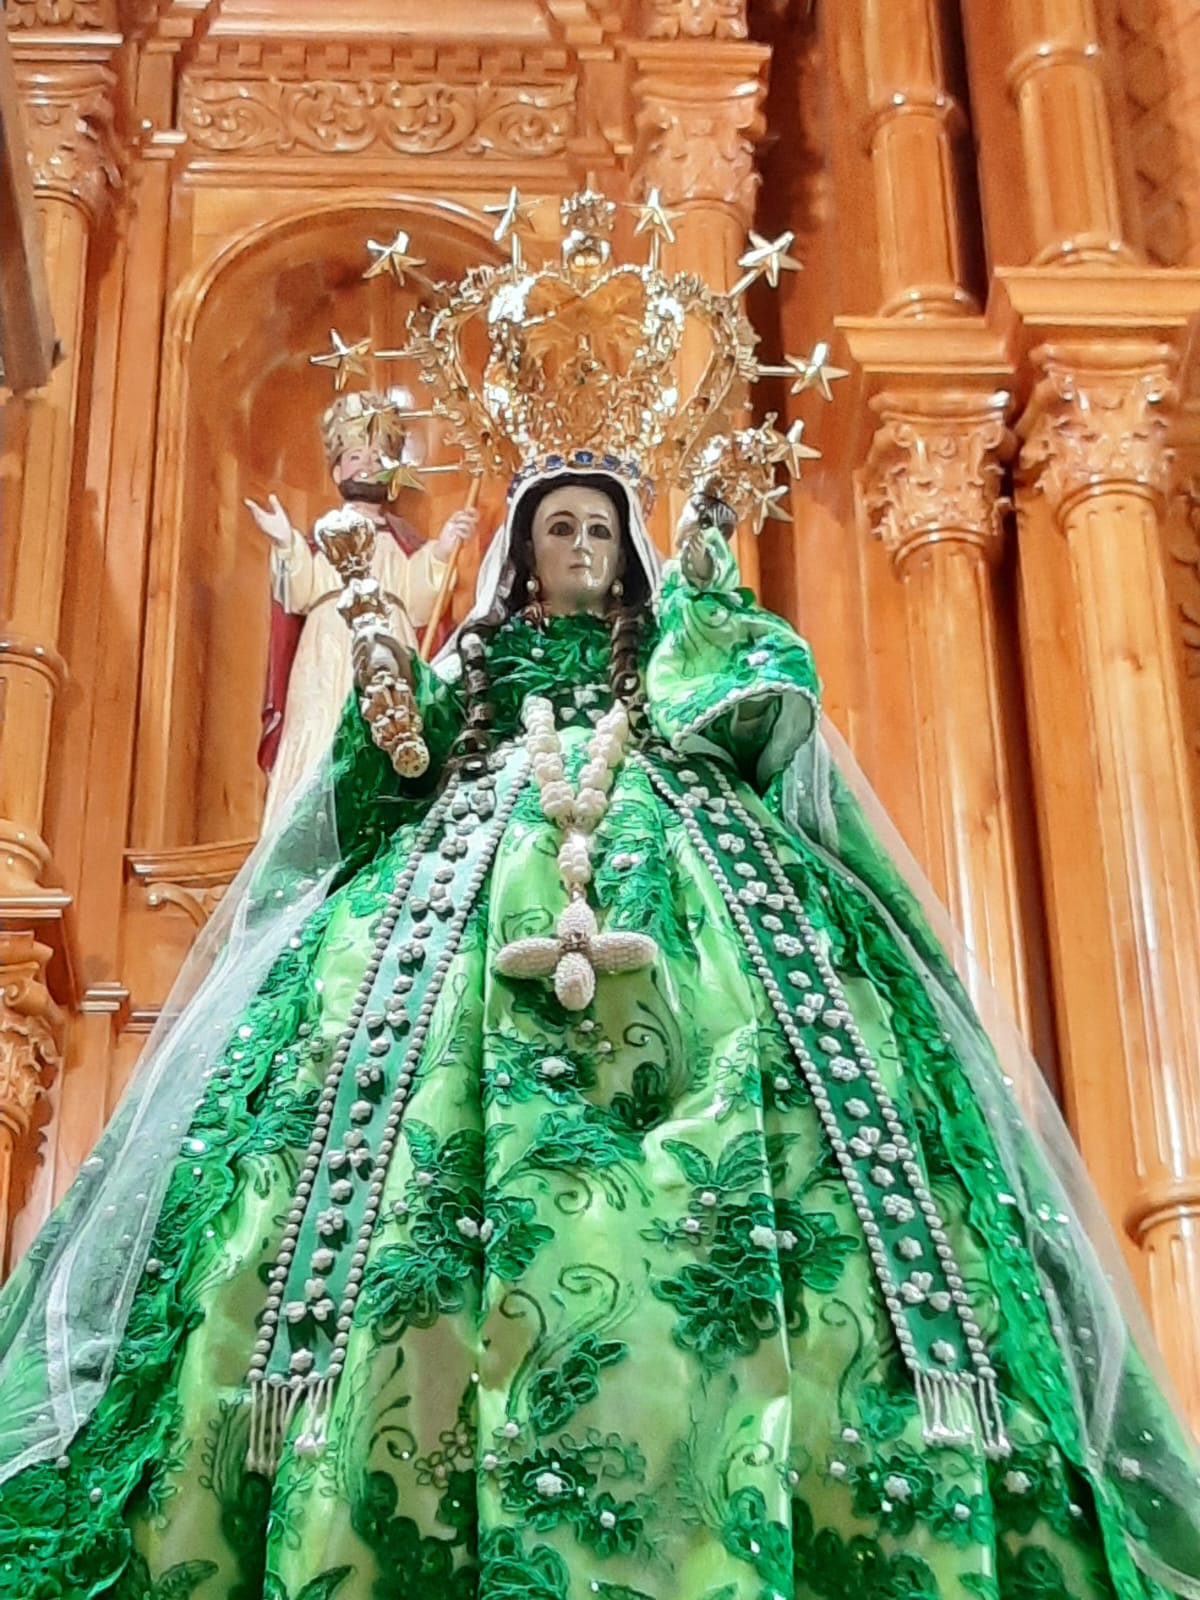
[{"xmin": 522, "ymin": 693, "xmax": 630, "ymax": 899}]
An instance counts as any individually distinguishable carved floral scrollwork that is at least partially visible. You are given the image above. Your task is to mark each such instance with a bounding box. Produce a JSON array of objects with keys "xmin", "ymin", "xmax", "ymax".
[
  {"xmin": 860, "ymin": 397, "xmax": 1012, "ymax": 568},
  {"xmin": 6, "ymin": 0, "xmax": 108, "ymax": 27},
  {"xmin": 1020, "ymin": 346, "xmax": 1177, "ymax": 512},
  {"xmin": 0, "ymin": 932, "xmax": 62, "ymax": 1146},
  {"xmin": 178, "ymin": 77, "xmax": 575, "ymax": 159},
  {"xmin": 644, "ymin": 0, "xmax": 749, "ymax": 38}
]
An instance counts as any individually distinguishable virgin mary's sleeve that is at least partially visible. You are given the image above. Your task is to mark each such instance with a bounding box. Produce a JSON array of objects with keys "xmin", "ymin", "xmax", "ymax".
[
  {"xmin": 327, "ymin": 657, "xmax": 464, "ymax": 875},
  {"xmin": 645, "ymin": 525, "xmax": 820, "ymax": 789}
]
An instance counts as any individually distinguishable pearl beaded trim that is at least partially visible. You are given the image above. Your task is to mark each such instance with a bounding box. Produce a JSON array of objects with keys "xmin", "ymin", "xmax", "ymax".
[
  {"xmin": 634, "ymin": 746, "xmax": 1010, "ymax": 1459},
  {"xmin": 246, "ymin": 748, "xmax": 530, "ymax": 1475}
]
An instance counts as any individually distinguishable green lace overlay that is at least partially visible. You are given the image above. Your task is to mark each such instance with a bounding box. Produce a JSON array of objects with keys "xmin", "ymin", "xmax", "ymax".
[{"xmin": 1, "ymin": 570, "xmax": 1195, "ymax": 1599}]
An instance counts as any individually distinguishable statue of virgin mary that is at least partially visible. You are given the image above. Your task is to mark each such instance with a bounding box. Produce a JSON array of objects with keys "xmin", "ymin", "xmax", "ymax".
[{"xmin": 0, "ymin": 191, "xmax": 1197, "ymax": 1600}]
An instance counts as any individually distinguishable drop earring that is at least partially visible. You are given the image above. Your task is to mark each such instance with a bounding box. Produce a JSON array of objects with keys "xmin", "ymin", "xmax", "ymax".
[{"xmin": 609, "ymin": 578, "xmax": 624, "ymax": 599}]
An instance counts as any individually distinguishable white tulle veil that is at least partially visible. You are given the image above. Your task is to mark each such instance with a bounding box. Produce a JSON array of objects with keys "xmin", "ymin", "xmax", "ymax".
[{"xmin": 1, "ymin": 467, "xmax": 1198, "ymax": 1598}]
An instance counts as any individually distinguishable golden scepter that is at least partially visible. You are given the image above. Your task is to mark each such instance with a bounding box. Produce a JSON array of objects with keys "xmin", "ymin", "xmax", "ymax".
[
  {"xmin": 312, "ymin": 505, "xmax": 431, "ymax": 779},
  {"xmin": 306, "ymin": 302, "xmax": 475, "ymax": 768}
]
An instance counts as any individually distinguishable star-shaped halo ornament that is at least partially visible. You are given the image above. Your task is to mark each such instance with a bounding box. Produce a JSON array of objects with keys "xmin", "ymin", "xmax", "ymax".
[
  {"xmin": 494, "ymin": 898, "xmax": 657, "ymax": 1011},
  {"xmin": 780, "ymin": 418, "xmax": 822, "ymax": 476},
  {"xmin": 786, "ymin": 340, "xmax": 850, "ymax": 402},
  {"xmin": 733, "ymin": 230, "xmax": 804, "ymax": 295},
  {"xmin": 357, "ymin": 394, "xmax": 397, "ymax": 439},
  {"xmin": 378, "ymin": 453, "xmax": 426, "ymax": 496},
  {"xmin": 750, "ymin": 481, "xmax": 793, "ymax": 531},
  {"xmin": 363, "ymin": 231, "xmax": 428, "ymax": 285},
  {"xmin": 483, "ymin": 186, "xmax": 540, "ymax": 266},
  {"xmin": 631, "ymin": 186, "xmax": 681, "ymax": 270},
  {"xmin": 310, "ymin": 329, "xmax": 372, "ymax": 391}
]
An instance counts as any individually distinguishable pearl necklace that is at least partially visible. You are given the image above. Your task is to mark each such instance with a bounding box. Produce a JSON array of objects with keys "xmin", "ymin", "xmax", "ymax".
[
  {"xmin": 494, "ymin": 693, "xmax": 657, "ymax": 1009},
  {"xmin": 523, "ymin": 692, "xmax": 629, "ymax": 885}
]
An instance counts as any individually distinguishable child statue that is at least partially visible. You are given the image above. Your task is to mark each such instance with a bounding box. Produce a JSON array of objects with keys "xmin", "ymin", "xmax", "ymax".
[{"xmin": 245, "ymin": 389, "xmax": 478, "ymax": 824}]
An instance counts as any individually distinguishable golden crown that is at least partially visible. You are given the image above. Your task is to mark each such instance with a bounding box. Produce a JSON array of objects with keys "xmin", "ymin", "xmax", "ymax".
[{"xmin": 310, "ymin": 186, "xmax": 846, "ymax": 530}]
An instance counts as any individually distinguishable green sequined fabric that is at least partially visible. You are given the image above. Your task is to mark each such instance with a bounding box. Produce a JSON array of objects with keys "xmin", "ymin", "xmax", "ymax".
[{"xmin": 1, "ymin": 584, "xmax": 1196, "ymax": 1600}]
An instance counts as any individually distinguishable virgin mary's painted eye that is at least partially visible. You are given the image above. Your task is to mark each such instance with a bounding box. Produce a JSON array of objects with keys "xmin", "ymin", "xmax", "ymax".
[
  {"xmin": 586, "ymin": 521, "xmax": 613, "ymax": 541},
  {"xmin": 548, "ymin": 517, "xmax": 575, "ymax": 538}
]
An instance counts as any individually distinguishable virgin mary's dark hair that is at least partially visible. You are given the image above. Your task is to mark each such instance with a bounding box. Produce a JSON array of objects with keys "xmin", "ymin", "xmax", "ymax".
[{"xmin": 453, "ymin": 473, "xmax": 650, "ymax": 774}]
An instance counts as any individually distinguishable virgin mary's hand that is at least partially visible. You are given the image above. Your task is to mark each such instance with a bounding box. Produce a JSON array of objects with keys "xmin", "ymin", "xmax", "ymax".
[
  {"xmin": 352, "ymin": 629, "xmax": 412, "ymax": 688},
  {"xmin": 674, "ymin": 500, "xmax": 721, "ymax": 586}
]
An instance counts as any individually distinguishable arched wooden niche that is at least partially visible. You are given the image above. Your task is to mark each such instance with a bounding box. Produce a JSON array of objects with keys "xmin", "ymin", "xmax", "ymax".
[{"xmin": 131, "ymin": 200, "xmax": 498, "ymax": 854}]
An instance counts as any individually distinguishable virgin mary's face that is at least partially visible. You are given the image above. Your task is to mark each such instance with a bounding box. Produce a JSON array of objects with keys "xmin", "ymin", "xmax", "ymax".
[{"xmin": 529, "ymin": 484, "xmax": 624, "ymax": 615}]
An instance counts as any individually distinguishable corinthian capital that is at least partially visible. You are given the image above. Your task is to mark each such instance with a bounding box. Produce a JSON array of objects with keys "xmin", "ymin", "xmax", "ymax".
[
  {"xmin": 860, "ymin": 392, "xmax": 1013, "ymax": 569},
  {"xmin": 1019, "ymin": 344, "xmax": 1177, "ymax": 514},
  {"xmin": 630, "ymin": 42, "xmax": 769, "ymax": 224},
  {"xmin": 0, "ymin": 931, "xmax": 61, "ymax": 1149},
  {"xmin": 16, "ymin": 62, "xmax": 119, "ymax": 220}
]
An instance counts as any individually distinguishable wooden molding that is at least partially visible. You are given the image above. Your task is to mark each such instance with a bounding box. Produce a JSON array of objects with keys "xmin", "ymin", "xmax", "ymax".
[{"xmin": 125, "ymin": 838, "xmax": 254, "ymax": 927}]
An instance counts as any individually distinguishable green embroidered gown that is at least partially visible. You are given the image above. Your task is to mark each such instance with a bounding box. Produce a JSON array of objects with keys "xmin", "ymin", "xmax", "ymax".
[{"xmin": 1, "ymin": 539, "xmax": 1197, "ymax": 1600}]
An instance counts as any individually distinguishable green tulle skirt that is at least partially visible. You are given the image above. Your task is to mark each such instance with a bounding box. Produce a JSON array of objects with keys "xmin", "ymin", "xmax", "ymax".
[{"xmin": 1, "ymin": 723, "xmax": 1185, "ymax": 1600}]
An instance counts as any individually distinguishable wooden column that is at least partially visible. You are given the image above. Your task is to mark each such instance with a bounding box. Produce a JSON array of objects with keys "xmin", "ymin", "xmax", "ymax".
[
  {"xmin": 40, "ymin": 53, "xmax": 179, "ymax": 1214},
  {"xmin": 860, "ymin": 391, "xmax": 1032, "ymax": 1032},
  {"xmin": 0, "ymin": 60, "xmax": 116, "ymax": 891},
  {"xmin": 629, "ymin": 28, "xmax": 769, "ymax": 589},
  {"xmin": 1018, "ymin": 342, "xmax": 1200, "ymax": 1424},
  {"xmin": 0, "ymin": 57, "xmax": 116, "ymax": 1268},
  {"xmin": 0, "ymin": 23, "xmax": 55, "ymax": 392},
  {"xmin": 839, "ymin": 8, "xmax": 1037, "ymax": 1028},
  {"xmin": 961, "ymin": 0, "xmax": 1134, "ymax": 266},
  {"xmin": 861, "ymin": 0, "xmax": 977, "ymax": 316}
]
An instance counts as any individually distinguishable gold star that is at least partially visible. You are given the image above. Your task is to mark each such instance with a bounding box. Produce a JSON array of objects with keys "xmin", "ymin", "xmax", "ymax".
[
  {"xmin": 632, "ymin": 186, "xmax": 681, "ymax": 269},
  {"xmin": 785, "ymin": 341, "xmax": 849, "ymax": 402},
  {"xmin": 357, "ymin": 395, "xmax": 394, "ymax": 430},
  {"xmin": 750, "ymin": 481, "xmax": 793, "ymax": 530},
  {"xmin": 780, "ymin": 419, "xmax": 822, "ymax": 476},
  {"xmin": 380, "ymin": 454, "xmax": 426, "ymax": 497},
  {"xmin": 310, "ymin": 329, "xmax": 372, "ymax": 390},
  {"xmin": 363, "ymin": 231, "xmax": 427, "ymax": 284},
  {"xmin": 483, "ymin": 187, "xmax": 540, "ymax": 264},
  {"xmin": 733, "ymin": 230, "xmax": 804, "ymax": 294}
]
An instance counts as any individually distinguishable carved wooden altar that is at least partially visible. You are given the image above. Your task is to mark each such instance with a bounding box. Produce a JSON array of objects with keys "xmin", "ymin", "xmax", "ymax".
[{"xmin": 3, "ymin": 0, "xmax": 1200, "ymax": 1428}]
